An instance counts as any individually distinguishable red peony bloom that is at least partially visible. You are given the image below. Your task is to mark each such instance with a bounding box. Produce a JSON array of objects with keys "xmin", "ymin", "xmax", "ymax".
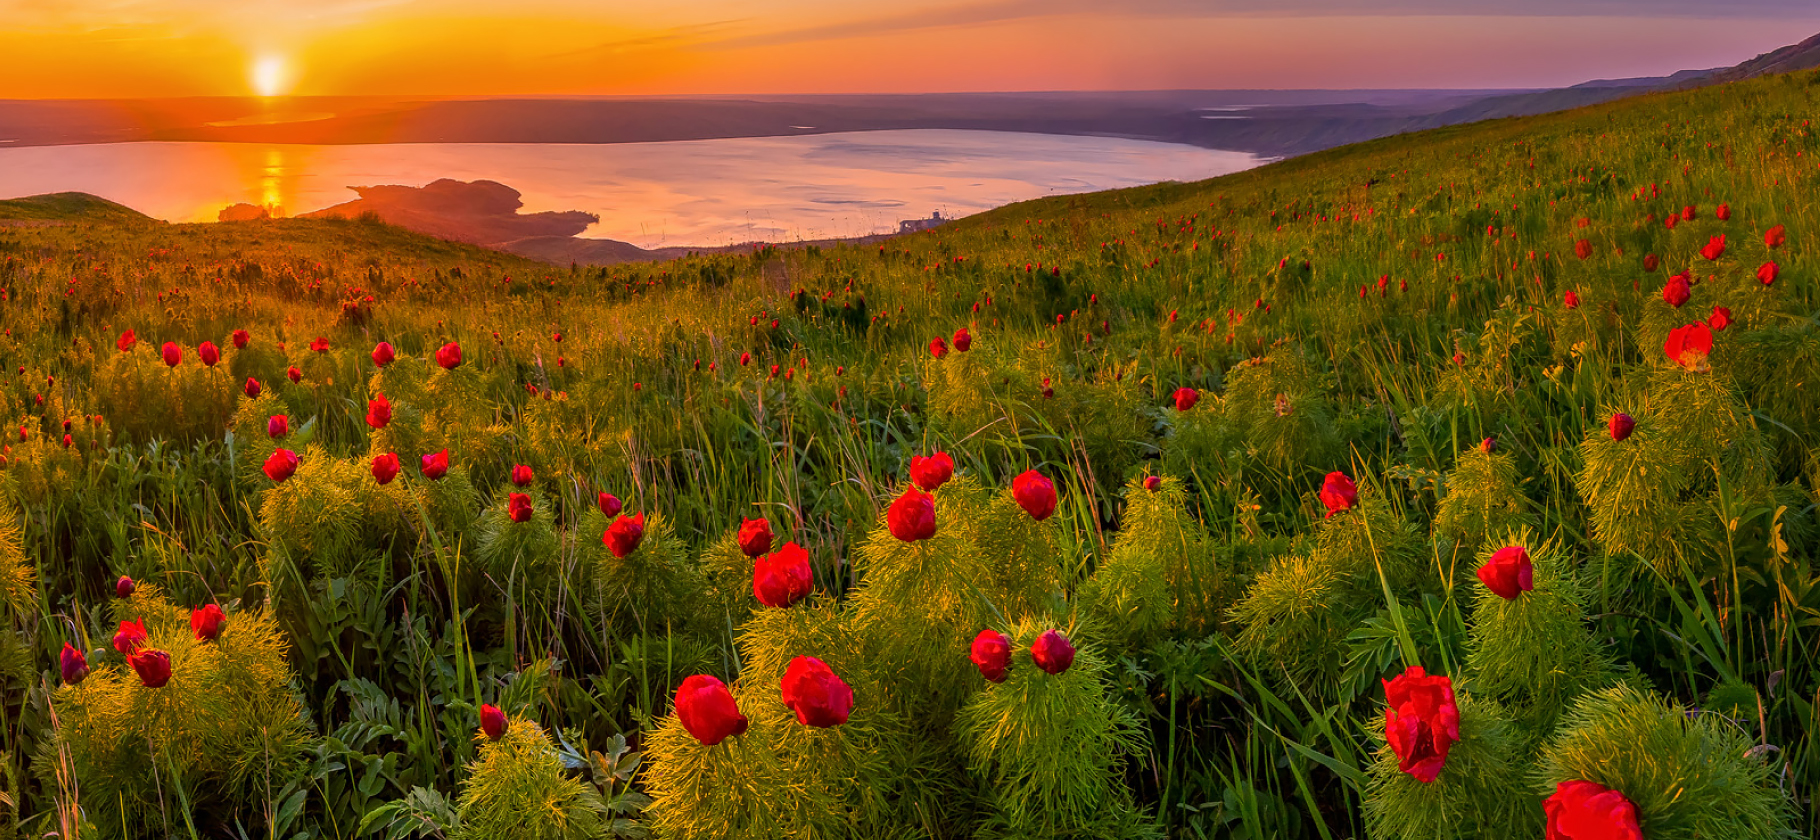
[
  {"xmin": 198, "ymin": 341, "xmax": 220, "ymax": 367},
  {"xmin": 753, "ymin": 541, "xmax": 814, "ymax": 608},
  {"xmin": 191, "ymin": 603, "xmax": 226, "ymax": 641},
  {"xmin": 1544, "ymin": 780, "xmax": 1644, "ymax": 840},
  {"xmin": 780, "ymin": 656, "xmax": 854, "ymax": 727},
  {"xmin": 371, "ymin": 452, "xmax": 400, "ymax": 485},
  {"xmin": 510, "ymin": 464, "xmax": 533, "ymax": 487},
  {"xmin": 116, "ymin": 575, "xmax": 135, "ymax": 599},
  {"xmin": 598, "ymin": 492, "xmax": 622, "ymax": 517},
  {"xmin": 1012, "ymin": 470, "xmax": 1057, "ymax": 522},
  {"xmin": 971, "ymin": 629, "xmax": 1012, "ymax": 683},
  {"xmin": 1174, "ymin": 387, "xmax": 1199, "ymax": 412},
  {"xmin": 1320, "ymin": 471, "xmax": 1358, "ymax": 518},
  {"xmin": 365, "ymin": 393, "xmax": 392, "ymax": 429},
  {"xmin": 1757, "ymin": 261, "xmax": 1779, "ymax": 286},
  {"xmin": 161, "ymin": 342, "xmax": 181, "ymax": 367},
  {"xmin": 129, "ymin": 649, "xmax": 172, "ymax": 688},
  {"xmin": 286, "ymin": 366, "xmax": 301, "ymax": 383},
  {"xmin": 1699, "ymin": 235, "xmax": 1726, "ymax": 261},
  {"xmin": 113, "ymin": 618, "xmax": 148, "ymax": 655},
  {"xmin": 1143, "ymin": 475, "xmax": 1162, "ymax": 491},
  {"xmin": 1716, "ymin": 203, "xmax": 1731, "ymax": 220},
  {"xmin": 264, "ymin": 448, "xmax": 299, "ymax": 482},
  {"xmin": 1031, "ymin": 629, "xmax": 1076, "ymax": 675},
  {"xmin": 737, "ymin": 517, "xmax": 774, "ymax": 558},
  {"xmin": 1665, "ymin": 323, "xmax": 1714, "ymax": 371},
  {"xmin": 1382, "ymin": 665, "xmax": 1461, "ymax": 783},
  {"xmin": 1476, "ymin": 546, "xmax": 1534, "ymax": 600},
  {"xmin": 1609, "ymin": 413, "xmax": 1635, "ymax": 441},
  {"xmin": 421, "ymin": 449, "xmax": 449, "ymax": 480},
  {"xmin": 604, "ymin": 512, "xmax": 645, "ymax": 558},
  {"xmin": 909, "ymin": 452, "xmax": 954, "ymax": 491},
  {"xmin": 267, "ymin": 415, "xmax": 289, "ymax": 439},
  {"xmin": 929, "ymin": 337, "xmax": 947, "ymax": 358},
  {"xmin": 952, "ymin": 327, "xmax": 972, "ymax": 352},
  {"xmin": 507, "ymin": 492, "xmax": 533, "ymax": 523},
  {"xmin": 243, "ymin": 377, "xmax": 262, "ymax": 399},
  {"xmin": 675, "ymin": 675, "xmax": 748, "ymax": 745},
  {"xmin": 61, "ymin": 642, "xmax": 88, "ymax": 685},
  {"xmin": 1563, "ymin": 290, "xmax": 1580, "ymax": 309},
  {"xmin": 1573, "ymin": 239, "xmax": 1592, "ymax": 260},
  {"xmin": 371, "ymin": 342, "xmax": 395, "ymax": 367},
  {"xmin": 1662, "ymin": 274, "xmax": 1690, "ymax": 308},
  {"xmin": 887, "ymin": 486, "xmax": 937, "ymax": 542},
  {"xmin": 1764, "ymin": 224, "xmax": 1786, "ymax": 249},
  {"xmin": 1708, "ymin": 306, "xmax": 1732, "ymax": 332},
  {"xmin": 480, "ymin": 703, "xmax": 507, "ymax": 741},
  {"xmin": 310, "ymin": 336, "xmax": 329, "ymax": 353},
  {"xmin": 117, "ymin": 329, "xmax": 137, "ymax": 352},
  {"xmin": 436, "ymin": 342, "xmax": 463, "ymax": 370},
  {"xmin": 1642, "ymin": 254, "xmax": 1658, "ymax": 272}
]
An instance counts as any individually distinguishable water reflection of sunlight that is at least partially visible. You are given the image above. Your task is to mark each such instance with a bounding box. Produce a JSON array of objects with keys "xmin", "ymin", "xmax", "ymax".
[{"xmin": 261, "ymin": 147, "xmax": 286, "ymax": 216}]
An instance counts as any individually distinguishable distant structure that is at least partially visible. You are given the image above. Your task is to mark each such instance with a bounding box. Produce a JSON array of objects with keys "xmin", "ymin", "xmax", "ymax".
[{"xmin": 897, "ymin": 212, "xmax": 946, "ymax": 234}]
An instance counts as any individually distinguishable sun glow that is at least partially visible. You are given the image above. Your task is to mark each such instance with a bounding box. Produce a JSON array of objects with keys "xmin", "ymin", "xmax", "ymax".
[{"xmin": 252, "ymin": 55, "xmax": 289, "ymax": 97}]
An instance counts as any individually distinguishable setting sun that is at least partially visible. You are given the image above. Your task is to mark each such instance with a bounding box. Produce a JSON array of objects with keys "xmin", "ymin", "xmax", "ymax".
[{"xmin": 252, "ymin": 54, "xmax": 288, "ymax": 97}]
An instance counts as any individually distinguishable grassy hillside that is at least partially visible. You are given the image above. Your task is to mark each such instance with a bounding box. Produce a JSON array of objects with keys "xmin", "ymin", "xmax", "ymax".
[
  {"xmin": 0, "ymin": 191, "xmax": 154, "ymax": 224},
  {"xmin": 0, "ymin": 67, "xmax": 1814, "ymax": 839}
]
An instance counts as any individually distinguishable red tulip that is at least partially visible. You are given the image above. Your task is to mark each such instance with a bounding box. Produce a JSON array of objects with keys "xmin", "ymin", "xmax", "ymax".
[
  {"xmin": 231, "ymin": 329, "xmax": 249, "ymax": 349},
  {"xmin": 952, "ymin": 327, "xmax": 972, "ymax": 352},
  {"xmin": 198, "ymin": 341, "xmax": 220, "ymax": 367},
  {"xmin": 191, "ymin": 603, "xmax": 226, "ymax": 641},
  {"xmin": 1174, "ymin": 387, "xmax": 1199, "ymax": 412},
  {"xmin": 286, "ymin": 366, "xmax": 301, "ymax": 383},
  {"xmin": 161, "ymin": 342, "xmax": 181, "ymax": 367},
  {"xmin": 116, "ymin": 575, "xmax": 135, "ymax": 599},
  {"xmin": 1758, "ymin": 261, "xmax": 1779, "ymax": 286},
  {"xmin": 371, "ymin": 452, "xmax": 400, "ymax": 485},
  {"xmin": 1143, "ymin": 475, "xmax": 1162, "ymax": 491},
  {"xmin": 1708, "ymin": 306, "xmax": 1732, "ymax": 332},
  {"xmin": 1544, "ymin": 780, "xmax": 1644, "ymax": 840},
  {"xmin": 1012, "ymin": 470, "xmax": 1057, "ymax": 522},
  {"xmin": 510, "ymin": 464, "xmax": 533, "ymax": 487},
  {"xmin": 1563, "ymin": 290, "xmax": 1580, "ymax": 309},
  {"xmin": 752, "ymin": 541, "xmax": 814, "ymax": 608},
  {"xmin": 112, "ymin": 618, "xmax": 147, "ymax": 655},
  {"xmin": 1382, "ymin": 665, "xmax": 1460, "ymax": 783},
  {"xmin": 1765, "ymin": 224, "xmax": 1786, "ymax": 249},
  {"xmin": 243, "ymin": 377, "xmax": 262, "ymax": 399},
  {"xmin": 1716, "ymin": 203, "xmax": 1730, "ymax": 220},
  {"xmin": 780, "ymin": 656, "xmax": 854, "ymax": 727},
  {"xmin": 1699, "ymin": 235, "xmax": 1725, "ymax": 261},
  {"xmin": 929, "ymin": 337, "xmax": 947, "ymax": 358},
  {"xmin": 909, "ymin": 452, "xmax": 954, "ymax": 491},
  {"xmin": 480, "ymin": 703, "xmax": 507, "ymax": 741},
  {"xmin": 737, "ymin": 518, "xmax": 774, "ymax": 558},
  {"xmin": 604, "ymin": 512, "xmax": 645, "ymax": 558},
  {"xmin": 1662, "ymin": 274, "xmax": 1690, "ymax": 308},
  {"xmin": 117, "ymin": 329, "xmax": 136, "ymax": 352},
  {"xmin": 675, "ymin": 675, "xmax": 748, "ymax": 746},
  {"xmin": 887, "ymin": 486, "xmax": 937, "ymax": 542},
  {"xmin": 129, "ymin": 649, "xmax": 172, "ymax": 688},
  {"xmin": 61, "ymin": 642, "xmax": 89, "ymax": 685},
  {"xmin": 598, "ymin": 492, "xmax": 622, "ymax": 517},
  {"xmin": 1573, "ymin": 239, "xmax": 1592, "ymax": 260},
  {"xmin": 1476, "ymin": 546, "xmax": 1534, "ymax": 600},
  {"xmin": 507, "ymin": 492, "xmax": 533, "ymax": 523},
  {"xmin": 365, "ymin": 394, "xmax": 392, "ymax": 430},
  {"xmin": 264, "ymin": 449, "xmax": 299, "ymax": 482},
  {"xmin": 971, "ymin": 629, "xmax": 1012, "ymax": 683},
  {"xmin": 267, "ymin": 415, "xmax": 289, "ymax": 439},
  {"xmin": 310, "ymin": 336, "xmax": 329, "ymax": 353},
  {"xmin": 371, "ymin": 342, "xmax": 395, "ymax": 367},
  {"xmin": 1031, "ymin": 629, "xmax": 1076, "ymax": 675},
  {"xmin": 1320, "ymin": 471, "xmax": 1358, "ymax": 518},
  {"xmin": 436, "ymin": 342, "xmax": 463, "ymax": 370},
  {"xmin": 420, "ymin": 450, "xmax": 449, "ymax": 480},
  {"xmin": 1642, "ymin": 254, "xmax": 1658, "ymax": 272},
  {"xmin": 1609, "ymin": 413, "xmax": 1635, "ymax": 441},
  {"xmin": 1664, "ymin": 323, "xmax": 1714, "ymax": 371}
]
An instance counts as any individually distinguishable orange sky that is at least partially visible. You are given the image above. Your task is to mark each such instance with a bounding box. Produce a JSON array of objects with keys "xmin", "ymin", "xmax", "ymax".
[{"xmin": 1, "ymin": 1, "xmax": 1815, "ymax": 97}]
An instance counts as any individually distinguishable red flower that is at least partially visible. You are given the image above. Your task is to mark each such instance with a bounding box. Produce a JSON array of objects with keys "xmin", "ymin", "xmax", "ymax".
[
  {"xmin": 1664, "ymin": 214, "xmax": 1678, "ymax": 230},
  {"xmin": 737, "ymin": 518, "xmax": 774, "ymax": 558},
  {"xmin": 598, "ymin": 492, "xmax": 622, "ymax": 517},
  {"xmin": 116, "ymin": 575, "xmax": 135, "ymax": 599},
  {"xmin": 267, "ymin": 415, "xmax": 289, "ymax": 439},
  {"xmin": 112, "ymin": 618, "xmax": 147, "ymax": 655},
  {"xmin": 264, "ymin": 449, "xmax": 299, "ymax": 482},
  {"xmin": 61, "ymin": 642, "xmax": 88, "ymax": 685},
  {"xmin": 1699, "ymin": 234, "xmax": 1725, "ymax": 261},
  {"xmin": 371, "ymin": 453, "xmax": 400, "ymax": 485},
  {"xmin": 1573, "ymin": 239, "xmax": 1592, "ymax": 260},
  {"xmin": 1764, "ymin": 224, "xmax": 1786, "ymax": 249},
  {"xmin": 971, "ymin": 629, "xmax": 1012, "ymax": 683},
  {"xmin": 1563, "ymin": 290, "xmax": 1580, "ymax": 309},
  {"xmin": 1476, "ymin": 546, "xmax": 1534, "ymax": 600},
  {"xmin": 365, "ymin": 394, "xmax": 392, "ymax": 429},
  {"xmin": 198, "ymin": 341, "xmax": 220, "ymax": 367},
  {"xmin": 161, "ymin": 342, "xmax": 181, "ymax": 367},
  {"xmin": 117, "ymin": 329, "xmax": 137, "ymax": 352},
  {"xmin": 887, "ymin": 486, "xmax": 937, "ymax": 542},
  {"xmin": 1708, "ymin": 306, "xmax": 1732, "ymax": 332},
  {"xmin": 231, "ymin": 329, "xmax": 249, "ymax": 349},
  {"xmin": 286, "ymin": 366, "xmax": 301, "ymax": 383},
  {"xmin": 1479, "ymin": 437, "xmax": 1496, "ymax": 454},
  {"xmin": 243, "ymin": 377, "xmax": 262, "ymax": 399},
  {"xmin": 675, "ymin": 675, "xmax": 748, "ymax": 746},
  {"xmin": 1609, "ymin": 413, "xmax": 1635, "ymax": 442},
  {"xmin": 1320, "ymin": 471, "xmax": 1358, "ymax": 517},
  {"xmin": 1012, "ymin": 470, "xmax": 1057, "ymax": 522},
  {"xmin": 1662, "ymin": 274, "xmax": 1690, "ymax": 308},
  {"xmin": 1681, "ymin": 205, "xmax": 1696, "ymax": 221},
  {"xmin": 909, "ymin": 452, "xmax": 954, "ymax": 491},
  {"xmin": 753, "ymin": 541, "xmax": 814, "ymax": 608},
  {"xmin": 1544, "ymin": 780, "xmax": 1644, "ymax": 840},
  {"xmin": 1383, "ymin": 666, "xmax": 1460, "ymax": 783},
  {"xmin": 740, "ymin": 351, "xmax": 751, "ymax": 367},
  {"xmin": 480, "ymin": 703, "xmax": 507, "ymax": 741},
  {"xmin": 1174, "ymin": 387, "xmax": 1199, "ymax": 412},
  {"xmin": 604, "ymin": 512, "xmax": 646, "ymax": 558},
  {"xmin": 129, "ymin": 649, "xmax": 172, "ymax": 688},
  {"xmin": 191, "ymin": 604, "xmax": 226, "ymax": 641},
  {"xmin": 436, "ymin": 342, "xmax": 463, "ymax": 370},
  {"xmin": 1664, "ymin": 323, "xmax": 1714, "ymax": 371},
  {"xmin": 952, "ymin": 327, "xmax": 972, "ymax": 352},
  {"xmin": 1757, "ymin": 261, "xmax": 1779, "ymax": 286},
  {"xmin": 1031, "ymin": 629, "xmax": 1076, "ymax": 675},
  {"xmin": 1716, "ymin": 203, "xmax": 1731, "ymax": 220},
  {"xmin": 929, "ymin": 337, "xmax": 947, "ymax": 358},
  {"xmin": 1143, "ymin": 475, "xmax": 1162, "ymax": 491},
  {"xmin": 510, "ymin": 464, "xmax": 533, "ymax": 487},
  {"xmin": 507, "ymin": 492, "xmax": 533, "ymax": 523},
  {"xmin": 372, "ymin": 342, "xmax": 395, "ymax": 367},
  {"xmin": 1642, "ymin": 254, "xmax": 1658, "ymax": 272},
  {"xmin": 421, "ymin": 449, "xmax": 449, "ymax": 480},
  {"xmin": 780, "ymin": 656, "xmax": 854, "ymax": 727},
  {"xmin": 310, "ymin": 336, "xmax": 330, "ymax": 353}
]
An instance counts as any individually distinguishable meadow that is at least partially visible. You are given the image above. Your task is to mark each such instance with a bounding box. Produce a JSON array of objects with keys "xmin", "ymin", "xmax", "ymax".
[{"xmin": 0, "ymin": 66, "xmax": 1814, "ymax": 840}]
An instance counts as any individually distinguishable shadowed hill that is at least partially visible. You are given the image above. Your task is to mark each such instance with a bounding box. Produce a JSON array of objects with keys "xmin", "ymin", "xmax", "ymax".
[{"xmin": 0, "ymin": 192, "xmax": 153, "ymax": 224}]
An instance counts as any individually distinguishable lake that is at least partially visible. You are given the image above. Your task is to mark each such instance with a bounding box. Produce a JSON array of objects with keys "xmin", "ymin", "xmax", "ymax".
[{"xmin": 0, "ymin": 131, "xmax": 1262, "ymax": 249}]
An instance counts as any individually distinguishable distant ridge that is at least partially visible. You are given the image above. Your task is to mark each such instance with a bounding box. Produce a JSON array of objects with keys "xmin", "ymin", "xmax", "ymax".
[
  {"xmin": 1686, "ymin": 31, "xmax": 1820, "ymax": 87},
  {"xmin": 0, "ymin": 192, "xmax": 151, "ymax": 224}
]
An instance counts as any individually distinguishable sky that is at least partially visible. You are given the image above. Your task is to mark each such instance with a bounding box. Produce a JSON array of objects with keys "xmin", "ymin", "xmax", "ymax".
[{"xmin": 0, "ymin": 0, "xmax": 1816, "ymax": 98}]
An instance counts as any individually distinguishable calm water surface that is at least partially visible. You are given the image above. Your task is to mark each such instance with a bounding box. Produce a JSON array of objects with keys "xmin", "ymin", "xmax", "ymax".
[{"xmin": 0, "ymin": 130, "xmax": 1263, "ymax": 249}]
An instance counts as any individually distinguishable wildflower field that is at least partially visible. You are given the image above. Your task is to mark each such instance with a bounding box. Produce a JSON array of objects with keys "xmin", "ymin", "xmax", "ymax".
[{"xmin": 0, "ymin": 67, "xmax": 1816, "ymax": 840}]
